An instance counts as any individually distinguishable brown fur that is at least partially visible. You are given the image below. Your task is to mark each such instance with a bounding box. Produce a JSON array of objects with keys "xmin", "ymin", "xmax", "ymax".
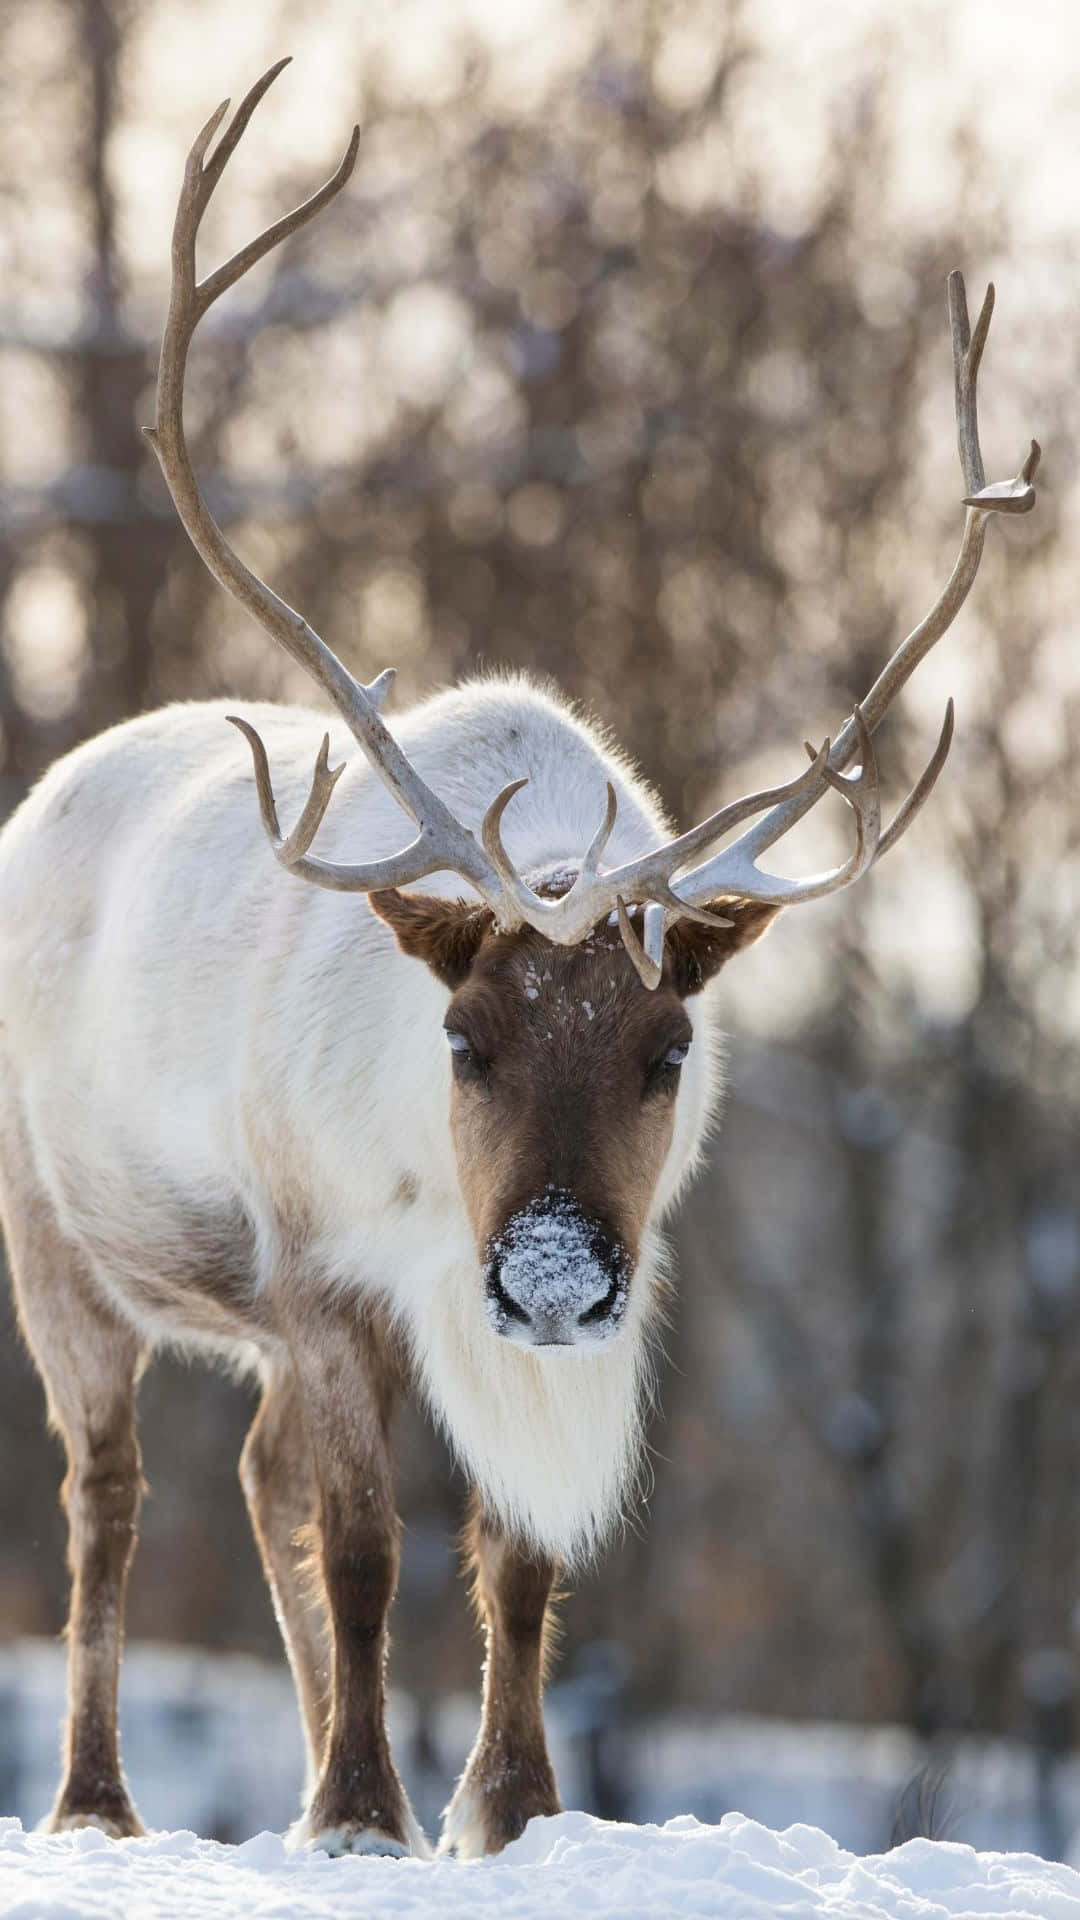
[
  {"xmin": 447, "ymin": 923, "xmax": 686, "ymax": 1260},
  {"xmin": 0, "ymin": 1110, "xmax": 147, "ymax": 1837},
  {"xmin": 371, "ymin": 891, "xmax": 778, "ymax": 1273},
  {"xmin": 272, "ymin": 1289, "xmax": 416, "ymax": 1849},
  {"xmin": 452, "ymin": 1495, "xmax": 561, "ymax": 1853},
  {"xmin": 368, "ymin": 891, "xmax": 494, "ymax": 988},
  {"xmin": 239, "ymin": 1370, "xmax": 331, "ymax": 1772}
]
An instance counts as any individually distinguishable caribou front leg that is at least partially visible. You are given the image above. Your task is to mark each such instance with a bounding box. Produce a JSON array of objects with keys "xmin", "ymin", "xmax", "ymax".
[
  {"xmin": 0, "ymin": 1139, "xmax": 147, "ymax": 1840},
  {"xmin": 440, "ymin": 1496, "xmax": 561, "ymax": 1857},
  {"xmin": 281, "ymin": 1295, "xmax": 427, "ymax": 1857}
]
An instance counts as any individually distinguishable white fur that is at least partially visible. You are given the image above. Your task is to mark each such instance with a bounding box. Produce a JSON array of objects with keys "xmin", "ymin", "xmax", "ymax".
[
  {"xmin": 0, "ymin": 676, "xmax": 724, "ymax": 1562},
  {"xmin": 437, "ymin": 1778, "xmax": 493, "ymax": 1860},
  {"xmin": 288, "ymin": 1807, "xmax": 431, "ymax": 1858}
]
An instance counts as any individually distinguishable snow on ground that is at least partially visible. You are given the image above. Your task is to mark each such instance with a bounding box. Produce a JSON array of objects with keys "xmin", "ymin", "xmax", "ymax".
[{"xmin": 4, "ymin": 1813, "xmax": 1080, "ymax": 1920}]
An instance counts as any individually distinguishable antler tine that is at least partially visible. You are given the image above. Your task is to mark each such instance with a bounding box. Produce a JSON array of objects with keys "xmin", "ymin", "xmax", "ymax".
[
  {"xmin": 615, "ymin": 900, "xmax": 679, "ymax": 990},
  {"xmin": 148, "ymin": 66, "xmax": 511, "ymax": 915},
  {"xmin": 641, "ymin": 707, "xmax": 882, "ymax": 915},
  {"xmin": 963, "ymin": 438, "xmax": 1040, "ymax": 515},
  {"xmin": 479, "ymin": 781, "xmax": 535, "ymax": 927},
  {"xmin": 227, "ymin": 673, "xmax": 399, "ymax": 876},
  {"xmin": 872, "ymin": 697, "xmax": 955, "ymax": 865},
  {"xmin": 197, "ymin": 123, "xmax": 362, "ymax": 314},
  {"xmin": 618, "ymin": 735, "xmax": 835, "ymax": 897},
  {"xmin": 646, "ymin": 888, "xmax": 735, "ymax": 929},
  {"xmin": 225, "ymin": 712, "xmax": 469, "ymax": 895},
  {"xmin": 201, "ymin": 58, "xmax": 292, "ymax": 196},
  {"xmin": 227, "ymin": 713, "xmax": 286, "ymax": 845},
  {"xmin": 642, "ymin": 901, "xmax": 668, "ymax": 973},
  {"xmin": 952, "ymin": 277, "xmax": 1038, "ymax": 514},
  {"xmin": 580, "ymin": 784, "xmax": 618, "ymax": 885},
  {"xmin": 950, "ymin": 273, "xmax": 991, "ymax": 497},
  {"xmin": 145, "ymin": 61, "xmax": 363, "ymax": 685},
  {"xmin": 820, "ymin": 703, "xmax": 881, "ymax": 875},
  {"xmin": 227, "ymin": 717, "xmax": 343, "ymax": 864},
  {"xmin": 555, "ymin": 735, "xmax": 836, "ymax": 933},
  {"xmin": 616, "ymin": 899, "xmax": 662, "ymax": 991}
]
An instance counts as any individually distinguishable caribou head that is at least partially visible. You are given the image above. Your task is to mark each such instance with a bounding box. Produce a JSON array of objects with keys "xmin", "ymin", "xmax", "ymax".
[{"xmin": 368, "ymin": 884, "xmax": 778, "ymax": 1345}]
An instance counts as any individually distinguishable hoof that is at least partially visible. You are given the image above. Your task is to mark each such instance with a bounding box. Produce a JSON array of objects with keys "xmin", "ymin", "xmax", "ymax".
[
  {"xmin": 288, "ymin": 1808, "xmax": 430, "ymax": 1859},
  {"xmin": 439, "ymin": 1772, "xmax": 559, "ymax": 1860},
  {"xmin": 43, "ymin": 1806, "xmax": 145, "ymax": 1840}
]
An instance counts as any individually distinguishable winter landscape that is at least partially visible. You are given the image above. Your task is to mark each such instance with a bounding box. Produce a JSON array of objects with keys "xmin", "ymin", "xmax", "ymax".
[
  {"xmin": 4, "ymin": 0, "xmax": 1080, "ymax": 1916},
  {"xmin": 5, "ymin": 1645, "xmax": 1080, "ymax": 1916}
]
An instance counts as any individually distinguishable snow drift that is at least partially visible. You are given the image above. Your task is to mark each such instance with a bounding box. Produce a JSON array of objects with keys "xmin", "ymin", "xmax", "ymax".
[{"xmin": 4, "ymin": 1811, "xmax": 1080, "ymax": 1920}]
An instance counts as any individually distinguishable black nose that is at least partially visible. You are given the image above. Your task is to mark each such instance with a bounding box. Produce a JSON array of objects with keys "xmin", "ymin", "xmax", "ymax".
[
  {"xmin": 483, "ymin": 1194, "xmax": 628, "ymax": 1345},
  {"xmin": 485, "ymin": 1264, "xmax": 533, "ymax": 1329}
]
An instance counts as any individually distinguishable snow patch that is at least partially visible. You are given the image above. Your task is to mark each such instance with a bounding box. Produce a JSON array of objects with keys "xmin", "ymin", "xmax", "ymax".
[{"xmin": 2, "ymin": 1812, "xmax": 1079, "ymax": 1919}]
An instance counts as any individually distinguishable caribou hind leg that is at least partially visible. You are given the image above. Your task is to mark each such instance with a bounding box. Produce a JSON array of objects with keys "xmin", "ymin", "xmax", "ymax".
[
  {"xmin": 240, "ymin": 1364, "xmax": 331, "ymax": 1790},
  {"xmin": 439, "ymin": 1496, "xmax": 561, "ymax": 1857},
  {"xmin": 1, "ymin": 1130, "xmax": 146, "ymax": 1837}
]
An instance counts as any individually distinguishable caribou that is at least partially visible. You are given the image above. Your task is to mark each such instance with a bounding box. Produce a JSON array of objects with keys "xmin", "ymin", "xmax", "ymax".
[{"xmin": 0, "ymin": 62, "xmax": 1037, "ymax": 1859}]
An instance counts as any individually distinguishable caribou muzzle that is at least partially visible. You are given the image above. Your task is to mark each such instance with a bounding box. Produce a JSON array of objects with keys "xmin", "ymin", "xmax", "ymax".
[{"xmin": 483, "ymin": 1190, "xmax": 629, "ymax": 1348}]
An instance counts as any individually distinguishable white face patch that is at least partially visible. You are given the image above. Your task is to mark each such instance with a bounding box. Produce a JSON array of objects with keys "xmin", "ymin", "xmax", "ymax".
[{"xmin": 486, "ymin": 1191, "xmax": 628, "ymax": 1347}]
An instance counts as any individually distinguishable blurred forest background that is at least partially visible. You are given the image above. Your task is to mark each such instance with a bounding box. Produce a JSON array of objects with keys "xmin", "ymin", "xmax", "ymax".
[{"xmin": 2, "ymin": 0, "xmax": 1079, "ymax": 1839}]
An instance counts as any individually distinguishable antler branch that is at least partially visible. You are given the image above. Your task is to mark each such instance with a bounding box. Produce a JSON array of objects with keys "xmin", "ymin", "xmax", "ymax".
[
  {"xmin": 663, "ymin": 272, "xmax": 1039, "ymax": 912},
  {"xmin": 145, "ymin": 61, "xmax": 509, "ymax": 913}
]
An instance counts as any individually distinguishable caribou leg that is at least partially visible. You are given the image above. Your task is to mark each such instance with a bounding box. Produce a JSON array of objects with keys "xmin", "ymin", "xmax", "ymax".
[
  {"xmin": 1, "ymin": 1119, "xmax": 146, "ymax": 1837},
  {"xmin": 440, "ymin": 1495, "xmax": 561, "ymax": 1857},
  {"xmin": 240, "ymin": 1364, "xmax": 331, "ymax": 1791},
  {"xmin": 279, "ymin": 1293, "xmax": 427, "ymax": 1857}
]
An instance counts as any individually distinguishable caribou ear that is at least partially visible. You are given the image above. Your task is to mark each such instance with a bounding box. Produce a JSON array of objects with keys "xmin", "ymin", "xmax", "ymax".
[
  {"xmin": 666, "ymin": 899, "xmax": 782, "ymax": 997},
  {"xmin": 368, "ymin": 891, "xmax": 495, "ymax": 988}
]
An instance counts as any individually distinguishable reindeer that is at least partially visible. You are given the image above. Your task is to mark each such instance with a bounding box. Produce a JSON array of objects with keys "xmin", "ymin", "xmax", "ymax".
[{"xmin": 0, "ymin": 62, "xmax": 1037, "ymax": 1859}]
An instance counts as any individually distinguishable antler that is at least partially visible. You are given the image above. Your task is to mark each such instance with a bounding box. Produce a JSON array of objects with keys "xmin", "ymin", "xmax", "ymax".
[
  {"xmin": 145, "ymin": 60, "xmax": 509, "ymax": 913},
  {"xmin": 478, "ymin": 271, "xmax": 1036, "ymax": 982},
  {"xmin": 149, "ymin": 68, "xmax": 1038, "ymax": 988},
  {"xmin": 662, "ymin": 275, "xmax": 1039, "ymax": 911}
]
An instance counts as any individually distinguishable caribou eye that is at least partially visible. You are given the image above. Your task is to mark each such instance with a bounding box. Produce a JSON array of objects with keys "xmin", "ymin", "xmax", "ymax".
[
  {"xmin": 644, "ymin": 1035, "xmax": 691, "ymax": 1098},
  {"xmin": 445, "ymin": 1025, "xmax": 490, "ymax": 1087}
]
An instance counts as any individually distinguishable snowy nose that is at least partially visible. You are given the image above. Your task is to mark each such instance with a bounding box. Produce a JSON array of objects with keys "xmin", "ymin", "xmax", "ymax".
[{"xmin": 483, "ymin": 1193, "xmax": 628, "ymax": 1346}]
